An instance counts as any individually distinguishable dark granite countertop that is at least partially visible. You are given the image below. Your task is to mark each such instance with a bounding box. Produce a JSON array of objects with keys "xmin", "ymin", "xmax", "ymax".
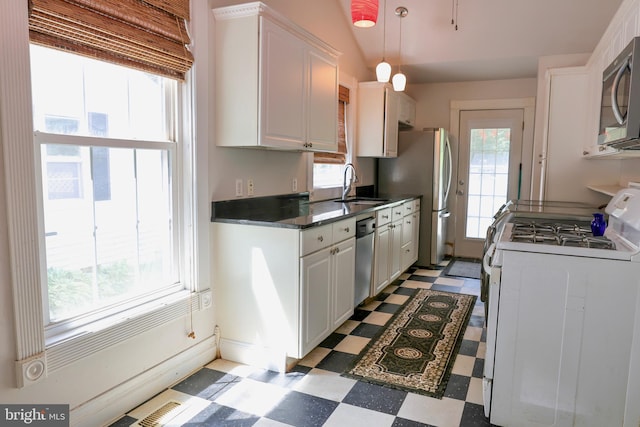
[{"xmin": 211, "ymin": 193, "xmax": 420, "ymax": 229}]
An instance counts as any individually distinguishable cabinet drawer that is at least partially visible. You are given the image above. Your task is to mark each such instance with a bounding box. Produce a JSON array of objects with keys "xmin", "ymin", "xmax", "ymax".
[
  {"xmin": 300, "ymin": 224, "xmax": 332, "ymax": 256},
  {"xmin": 376, "ymin": 207, "xmax": 392, "ymax": 226},
  {"xmin": 332, "ymin": 218, "xmax": 356, "ymax": 244},
  {"xmin": 391, "ymin": 204, "xmax": 404, "ymax": 222},
  {"xmin": 403, "ymin": 199, "xmax": 415, "ymax": 216}
]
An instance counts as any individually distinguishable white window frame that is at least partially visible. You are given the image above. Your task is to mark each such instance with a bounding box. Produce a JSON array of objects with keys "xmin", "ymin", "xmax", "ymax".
[
  {"xmin": 1, "ymin": 2, "xmax": 205, "ymax": 387},
  {"xmin": 310, "ymin": 75, "xmax": 357, "ymax": 201}
]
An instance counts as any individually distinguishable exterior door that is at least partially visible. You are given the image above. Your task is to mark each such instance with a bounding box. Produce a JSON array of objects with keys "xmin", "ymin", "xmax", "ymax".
[{"xmin": 454, "ymin": 109, "xmax": 524, "ymax": 258}]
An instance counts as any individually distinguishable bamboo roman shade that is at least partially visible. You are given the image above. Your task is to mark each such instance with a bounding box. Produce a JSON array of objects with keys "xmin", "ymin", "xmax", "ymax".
[
  {"xmin": 315, "ymin": 85, "xmax": 350, "ymax": 164},
  {"xmin": 28, "ymin": 0, "xmax": 193, "ymax": 80}
]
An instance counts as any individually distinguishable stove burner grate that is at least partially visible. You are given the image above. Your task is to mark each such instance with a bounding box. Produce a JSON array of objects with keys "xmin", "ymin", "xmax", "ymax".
[{"xmin": 509, "ymin": 220, "xmax": 616, "ymax": 249}]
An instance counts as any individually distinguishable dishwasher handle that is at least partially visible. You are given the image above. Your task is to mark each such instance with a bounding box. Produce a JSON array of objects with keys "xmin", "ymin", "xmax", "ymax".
[{"xmin": 356, "ymin": 218, "xmax": 376, "ymax": 237}]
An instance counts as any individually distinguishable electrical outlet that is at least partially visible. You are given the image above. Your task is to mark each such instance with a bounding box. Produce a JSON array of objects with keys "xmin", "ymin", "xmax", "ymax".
[
  {"xmin": 247, "ymin": 178, "xmax": 254, "ymax": 196},
  {"xmin": 235, "ymin": 179, "xmax": 243, "ymax": 197},
  {"xmin": 292, "ymin": 178, "xmax": 298, "ymax": 192},
  {"xmin": 200, "ymin": 290, "xmax": 212, "ymax": 309}
]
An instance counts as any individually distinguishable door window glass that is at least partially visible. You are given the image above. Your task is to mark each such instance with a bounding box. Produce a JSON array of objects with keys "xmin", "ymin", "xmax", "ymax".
[{"xmin": 466, "ymin": 128, "xmax": 511, "ymax": 238}]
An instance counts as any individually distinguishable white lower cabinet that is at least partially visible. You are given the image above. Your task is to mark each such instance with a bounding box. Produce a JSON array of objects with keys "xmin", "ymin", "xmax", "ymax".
[
  {"xmin": 389, "ymin": 203, "xmax": 405, "ymax": 282},
  {"xmin": 372, "ymin": 200, "xmax": 420, "ymax": 298},
  {"xmin": 401, "ymin": 199, "xmax": 420, "ymax": 271},
  {"xmin": 300, "ymin": 247, "xmax": 332, "ymax": 356},
  {"xmin": 300, "ymin": 236, "xmax": 355, "ymax": 357},
  {"xmin": 213, "ymin": 217, "xmax": 354, "ymax": 372},
  {"xmin": 373, "ymin": 207, "xmax": 392, "ymax": 296},
  {"xmin": 389, "ymin": 217, "xmax": 403, "ymax": 282}
]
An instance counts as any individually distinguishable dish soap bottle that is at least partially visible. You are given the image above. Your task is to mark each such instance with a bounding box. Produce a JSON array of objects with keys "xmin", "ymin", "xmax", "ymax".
[{"xmin": 591, "ymin": 213, "xmax": 606, "ymax": 236}]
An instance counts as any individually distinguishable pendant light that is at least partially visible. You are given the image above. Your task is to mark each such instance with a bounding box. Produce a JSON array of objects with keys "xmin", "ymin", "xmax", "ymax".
[
  {"xmin": 351, "ymin": 0, "xmax": 378, "ymax": 28},
  {"xmin": 375, "ymin": 0, "xmax": 391, "ymax": 82},
  {"xmin": 392, "ymin": 6, "xmax": 407, "ymax": 92}
]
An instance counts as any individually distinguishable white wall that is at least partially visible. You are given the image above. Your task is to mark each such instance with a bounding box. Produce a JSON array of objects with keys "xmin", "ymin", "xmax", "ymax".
[{"xmin": 407, "ymin": 78, "xmax": 538, "ymax": 132}]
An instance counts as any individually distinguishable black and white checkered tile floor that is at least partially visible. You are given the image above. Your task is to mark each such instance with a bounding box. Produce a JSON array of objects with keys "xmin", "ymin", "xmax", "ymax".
[{"xmin": 110, "ymin": 263, "xmax": 490, "ymax": 427}]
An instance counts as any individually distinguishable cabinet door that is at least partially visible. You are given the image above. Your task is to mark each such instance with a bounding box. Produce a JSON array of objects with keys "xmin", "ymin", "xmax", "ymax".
[
  {"xmin": 260, "ymin": 18, "xmax": 306, "ymax": 149},
  {"xmin": 332, "ymin": 238, "xmax": 356, "ymax": 328},
  {"xmin": 383, "ymin": 87, "xmax": 399, "ymax": 157},
  {"xmin": 398, "ymin": 92, "xmax": 416, "ymax": 127},
  {"xmin": 411, "ymin": 212, "xmax": 420, "ymax": 265},
  {"xmin": 373, "ymin": 223, "xmax": 391, "ymax": 296},
  {"xmin": 401, "ymin": 215, "xmax": 414, "ymax": 271},
  {"xmin": 307, "ymin": 48, "xmax": 338, "ymax": 152},
  {"xmin": 299, "ymin": 247, "xmax": 332, "ymax": 357},
  {"xmin": 389, "ymin": 219, "xmax": 403, "ymax": 281}
]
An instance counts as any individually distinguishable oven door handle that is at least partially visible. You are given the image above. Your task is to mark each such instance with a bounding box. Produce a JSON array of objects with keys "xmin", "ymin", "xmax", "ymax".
[{"xmin": 483, "ymin": 242, "xmax": 496, "ymax": 273}]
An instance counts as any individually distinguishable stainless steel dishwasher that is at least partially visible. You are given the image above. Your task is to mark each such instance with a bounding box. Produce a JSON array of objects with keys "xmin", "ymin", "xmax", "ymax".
[{"xmin": 354, "ymin": 217, "xmax": 376, "ymax": 307}]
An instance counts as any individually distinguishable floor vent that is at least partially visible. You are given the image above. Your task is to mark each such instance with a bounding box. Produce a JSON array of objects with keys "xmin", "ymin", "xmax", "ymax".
[{"xmin": 133, "ymin": 400, "xmax": 185, "ymax": 427}]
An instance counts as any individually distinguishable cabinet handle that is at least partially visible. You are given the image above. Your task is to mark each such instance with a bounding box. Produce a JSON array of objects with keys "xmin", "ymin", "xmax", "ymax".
[
  {"xmin": 335, "ymin": 247, "xmax": 340, "ymax": 254},
  {"xmin": 407, "ymin": 221, "xmax": 411, "ymax": 224},
  {"xmin": 344, "ymin": 227, "xmax": 350, "ymax": 233},
  {"xmin": 382, "ymin": 215, "xmax": 389, "ymax": 219},
  {"xmin": 318, "ymin": 235, "xmax": 324, "ymax": 242}
]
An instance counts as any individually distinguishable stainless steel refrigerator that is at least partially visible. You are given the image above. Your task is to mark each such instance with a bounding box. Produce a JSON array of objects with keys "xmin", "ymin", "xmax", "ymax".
[{"xmin": 377, "ymin": 128, "xmax": 452, "ymax": 266}]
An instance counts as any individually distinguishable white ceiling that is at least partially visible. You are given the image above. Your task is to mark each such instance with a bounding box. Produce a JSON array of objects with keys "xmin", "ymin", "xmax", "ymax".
[{"xmin": 339, "ymin": 0, "xmax": 623, "ymax": 83}]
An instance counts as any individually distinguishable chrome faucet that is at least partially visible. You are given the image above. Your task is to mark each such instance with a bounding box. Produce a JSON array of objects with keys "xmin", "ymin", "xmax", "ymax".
[{"xmin": 342, "ymin": 163, "xmax": 357, "ymax": 201}]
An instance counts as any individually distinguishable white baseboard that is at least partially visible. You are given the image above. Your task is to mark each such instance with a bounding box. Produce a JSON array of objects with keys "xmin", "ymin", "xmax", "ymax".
[
  {"xmin": 71, "ymin": 337, "xmax": 217, "ymax": 427},
  {"xmin": 219, "ymin": 338, "xmax": 290, "ymax": 372}
]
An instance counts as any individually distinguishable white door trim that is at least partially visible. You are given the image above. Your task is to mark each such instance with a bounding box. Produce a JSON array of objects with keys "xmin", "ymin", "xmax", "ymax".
[{"xmin": 448, "ymin": 98, "xmax": 536, "ymax": 257}]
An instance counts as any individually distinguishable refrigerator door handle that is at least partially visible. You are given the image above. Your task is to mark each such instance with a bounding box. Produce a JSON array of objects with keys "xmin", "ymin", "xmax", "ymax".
[
  {"xmin": 439, "ymin": 210, "xmax": 451, "ymax": 218},
  {"xmin": 443, "ymin": 135, "xmax": 453, "ymax": 203}
]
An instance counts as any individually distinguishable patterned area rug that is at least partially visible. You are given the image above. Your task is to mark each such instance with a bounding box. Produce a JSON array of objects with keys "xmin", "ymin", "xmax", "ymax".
[{"xmin": 343, "ymin": 289, "xmax": 476, "ymax": 398}]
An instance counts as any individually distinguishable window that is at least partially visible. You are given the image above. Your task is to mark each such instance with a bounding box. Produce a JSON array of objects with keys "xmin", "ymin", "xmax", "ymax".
[
  {"xmin": 313, "ymin": 85, "xmax": 350, "ymax": 188},
  {"xmin": 31, "ymin": 45, "xmax": 183, "ymax": 333},
  {"xmin": 466, "ymin": 128, "xmax": 512, "ymax": 238}
]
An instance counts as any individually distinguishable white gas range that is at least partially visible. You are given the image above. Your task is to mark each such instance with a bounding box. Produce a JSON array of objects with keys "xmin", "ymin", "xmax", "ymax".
[{"xmin": 482, "ymin": 188, "xmax": 640, "ymax": 427}]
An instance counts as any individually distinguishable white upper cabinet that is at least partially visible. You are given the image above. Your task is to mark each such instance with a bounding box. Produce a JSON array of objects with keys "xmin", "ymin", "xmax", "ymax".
[
  {"xmin": 357, "ymin": 82, "xmax": 415, "ymax": 158},
  {"xmin": 213, "ymin": 3, "xmax": 339, "ymax": 152},
  {"xmin": 397, "ymin": 91, "xmax": 416, "ymax": 128}
]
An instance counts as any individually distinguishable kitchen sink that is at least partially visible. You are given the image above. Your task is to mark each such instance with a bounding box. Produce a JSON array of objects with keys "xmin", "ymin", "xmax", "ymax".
[{"xmin": 334, "ymin": 197, "xmax": 390, "ymax": 205}]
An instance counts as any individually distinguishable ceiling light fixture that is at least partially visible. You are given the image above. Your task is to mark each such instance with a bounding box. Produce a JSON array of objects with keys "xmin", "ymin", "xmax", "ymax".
[
  {"xmin": 351, "ymin": 0, "xmax": 378, "ymax": 28},
  {"xmin": 392, "ymin": 6, "xmax": 407, "ymax": 92},
  {"xmin": 375, "ymin": 0, "xmax": 391, "ymax": 82}
]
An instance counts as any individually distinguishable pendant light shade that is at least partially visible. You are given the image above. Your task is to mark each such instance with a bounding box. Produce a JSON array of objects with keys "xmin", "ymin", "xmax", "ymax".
[
  {"xmin": 351, "ymin": 0, "xmax": 378, "ymax": 28},
  {"xmin": 375, "ymin": 0, "xmax": 390, "ymax": 82},
  {"xmin": 376, "ymin": 61, "xmax": 392, "ymax": 82},
  {"xmin": 392, "ymin": 72, "xmax": 406, "ymax": 91},
  {"xmin": 392, "ymin": 6, "xmax": 408, "ymax": 92}
]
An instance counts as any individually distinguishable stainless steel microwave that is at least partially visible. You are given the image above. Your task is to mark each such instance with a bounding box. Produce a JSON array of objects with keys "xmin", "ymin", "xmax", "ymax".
[{"xmin": 598, "ymin": 37, "xmax": 640, "ymax": 149}]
